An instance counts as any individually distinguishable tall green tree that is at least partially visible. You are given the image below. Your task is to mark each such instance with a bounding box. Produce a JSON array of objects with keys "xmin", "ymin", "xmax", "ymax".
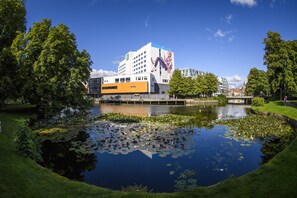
[
  {"xmin": 245, "ymin": 67, "xmax": 270, "ymax": 96},
  {"xmin": 0, "ymin": 0, "xmax": 26, "ymax": 49},
  {"xmin": 263, "ymin": 31, "xmax": 297, "ymax": 99},
  {"xmin": 203, "ymin": 73, "xmax": 219, "ymax": 97},
  {"xmin": 0, "ymin": 0, "xmax": 26, "ymax": 107},
  {"xmin": 169, "ymin": 69, "xmax": 184, "ymax": 98},
  {"xmin": 12, "ymin": 19, "xmax": 92, "ymax": 118}
]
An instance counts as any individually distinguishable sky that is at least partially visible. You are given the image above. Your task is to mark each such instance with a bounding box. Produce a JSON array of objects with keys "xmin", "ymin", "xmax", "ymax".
[{"xmin": 25, "ymin": 0, "xmax": 297, "ymax": 87}]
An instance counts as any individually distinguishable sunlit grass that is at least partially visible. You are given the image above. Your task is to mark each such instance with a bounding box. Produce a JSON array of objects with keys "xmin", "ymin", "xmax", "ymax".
[{"xmin": 253, "ymin": 101, "xmax": 297, "ymax": 120}]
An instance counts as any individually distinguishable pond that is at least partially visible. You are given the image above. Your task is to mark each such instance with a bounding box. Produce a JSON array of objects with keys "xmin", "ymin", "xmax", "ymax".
[{"xmin": 40, "ymin": 104, "xmax": 295, "ymax": 192}]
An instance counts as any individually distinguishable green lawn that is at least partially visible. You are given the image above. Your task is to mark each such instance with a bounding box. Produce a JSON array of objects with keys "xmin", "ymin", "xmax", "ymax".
[
  {"xmin": 1, "ymin": 104, "xmax": 297, "ymax": 197},
  {"xmin": 253, "ymin": 101, "xmax": 297, "ymax": 120}
]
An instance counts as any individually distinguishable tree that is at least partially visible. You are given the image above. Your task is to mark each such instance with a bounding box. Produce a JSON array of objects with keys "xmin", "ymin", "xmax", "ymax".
[
  {"xmin": 169, "ymin": 69, "xmax": 184, "ymax": 98},
  {"xmin": 245, "ymin": 67, "xmax": 270, "ymax": 96},
  {"xmin": 203, "ymin": 73, "xmax": 219, "ymax": 97},
  {"xmin": 0, "ymin": 0, "xmax": 26, "ymax": 107},
  {"xmin": 0, "ymin": 0, "xmax": 26, "ymax": 49},
  {"xmin": 12, "ymin": 19, "xmax": 92, "ymax": 118},
  {"xmin": 263, "ymin": 31, "xmax": 297, "ymax": 99}
]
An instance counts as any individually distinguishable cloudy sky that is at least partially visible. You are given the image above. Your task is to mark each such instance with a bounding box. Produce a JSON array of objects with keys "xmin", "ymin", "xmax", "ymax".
[{"xmin": 25, "ymin": 0, "xmax": 297, "ymax": 87}]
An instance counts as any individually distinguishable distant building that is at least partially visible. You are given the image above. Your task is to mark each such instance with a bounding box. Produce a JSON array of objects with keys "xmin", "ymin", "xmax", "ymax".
[
  {"xmin": 101, "ymin": 42, "xmax": 175, "ymax": 94},
  {"xmin": 218, "ymin": 77, "xmax": 229, "ymax": 94},
  {"xmin": 180, "ymin": 68, "xmax": 205, "ymax": 78}
]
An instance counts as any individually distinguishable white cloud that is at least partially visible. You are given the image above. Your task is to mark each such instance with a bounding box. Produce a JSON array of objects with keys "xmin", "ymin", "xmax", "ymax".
[
  {"xmin": 226, "ymin": 14, "xmax": 233, "ymax": 24},
  {"xmin": 214, "ymin": 29, "xmax": 226, "ymax": 38},
  {"xmin": 90, "ymin": 69, "xmax": 117, "ymax": 78},
  {"xmin": 112, "ymin": 55, "xmax": 124, "ymax": 65},
  {"xmin": 230, "ymin": 0, "xmax": 257, "ymax": 7},
  {"xmin": 144, "ymin": 16, "xmax": 150, "ymax": 28},
  {"xmin": 225, "ymin": 75, "xmax": 247, "ymax": 88}
]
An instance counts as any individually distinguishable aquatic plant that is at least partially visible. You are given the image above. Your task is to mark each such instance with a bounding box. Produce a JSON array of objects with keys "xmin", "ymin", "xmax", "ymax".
[
  {"xmin": 96, "ymin": 113, "xmax": 142, "ymax": 123},
  {"xmin": 174, "ymin": 169, "xmax": 198, "ymax": 191},
  {"xmin": 218, "ymin": 115, "xmax": 294, "ymax": 140},
  {"xmin": 121, "ymin": 184, "xmax": 152, "ymax": 192}
]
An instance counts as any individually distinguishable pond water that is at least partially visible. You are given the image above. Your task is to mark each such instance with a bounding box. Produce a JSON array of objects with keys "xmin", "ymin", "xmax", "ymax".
[{"xmin": 40, "ymin": 104, "xmax": 293, "ymax": 192}]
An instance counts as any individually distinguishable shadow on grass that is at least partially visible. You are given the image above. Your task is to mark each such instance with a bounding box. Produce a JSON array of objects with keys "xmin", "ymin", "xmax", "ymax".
[{"xmin": 0, "ymin": 104, "xmax": 37, "ymax": 115}]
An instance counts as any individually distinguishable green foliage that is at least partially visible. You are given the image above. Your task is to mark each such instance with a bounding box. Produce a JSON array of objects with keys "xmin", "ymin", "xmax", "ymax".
[
  {"xmin": 11, "ymin": 19, "xmax": 92, "ymax": 118},
  {"xmin": 121, "ymin": 184, "xmax": 151, "ymax": 192},
  {"xmin": 246, "ymin": 67, "xmax": 270, "ymax": 96},
  {"xmin": 252, "ymin": 97, "xmax": 265, "ymax": 107},
  {"xmin": 174, "ymin": 169, "xmax": 198, "ymax": 191},
  {"xmin": 263, "ymin": 31, "xmax": 297, "ymax": 99},
  {"xmin": 0, "ymin": 0, "xmax": 26, "ymax": 49},
  {"xmin": 97, "ymin": 113, "xmax": 142, "ymax": 123},
  {"xmin": 14, "ymin": 120, "xmax": 42, "ymax": 162},
  {"xmin": 169, "ymin": 70, "xmax": 219, "ymax": 98},
  {"xmin": 0, "ymin": 0, "xmax": 26, "ymax": 107},
  {"xmin": 214, "ymin": 94, "xmax": 227, "ymax": 105},
  {"xmin": 168, "ymin": 69, "xmax": 184, "ymax": 98},
  {"xmin": 218, "ymin": 115, "xmax": 294, "ymax": 140}
]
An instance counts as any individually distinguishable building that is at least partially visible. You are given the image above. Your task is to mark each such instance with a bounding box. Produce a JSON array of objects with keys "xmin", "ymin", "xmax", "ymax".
[
  {"xmin": 101, "ymin": 42, "xmax": 175, "ymax": 95},
  {"xmin": 180, "ymin": 68, "xmax": 205, "ymax": 78},
  {"xmin": 218, "ymin": 77, "xmax": 229, "ymax": 94},
  {"xmin": 180, "ymin": 67, "xmax": 229, "ymax": 95},
  {"xmin": 87, "ymin": 77, "xmax": 102, "ymax": 98}
]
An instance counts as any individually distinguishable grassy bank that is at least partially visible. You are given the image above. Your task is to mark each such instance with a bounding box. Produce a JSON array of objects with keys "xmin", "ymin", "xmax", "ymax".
[
  {"xmin": 1, "ymin": 104, "xmax": 297, "ymax": 197},
  {"xmin": 253, "ymin": 100, "xmax": 297, "ymax": 120}
]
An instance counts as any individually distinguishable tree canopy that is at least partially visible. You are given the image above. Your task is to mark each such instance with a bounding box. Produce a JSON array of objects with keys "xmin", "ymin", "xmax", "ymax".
[
  {"xmin": 11, "ymin": 19, "xmax": 92, "ymax": 117},
  {"xmin": 264, "ymin": 31, "xmax": 297, "ymax": 99},
  {"xmin": 0, "ymin": 0, "xmax": 26, "ymax": 107},
  {"xmin": 245, "ymin": 67, "xmax": 270, "ymax": 96},
  {"xmin": 169, "ymin": 70, "xmax": 219, "ymax": 98}
]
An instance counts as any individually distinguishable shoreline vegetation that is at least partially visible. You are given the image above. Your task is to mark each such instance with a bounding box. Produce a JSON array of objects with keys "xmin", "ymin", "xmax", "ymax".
[{"xmin": 1, "ymin": 102, "xmax": 297, "ymax": 197}]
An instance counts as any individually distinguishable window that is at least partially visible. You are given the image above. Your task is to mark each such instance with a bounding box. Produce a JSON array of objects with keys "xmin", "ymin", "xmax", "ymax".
[
  {"xmin": 102, "ymin": 86, "xmax": 117, "ymax": 90},
  {"xmin": 144, "ymin": 60, "xmax": 146, "ymax": 63},
  {"xmin": 144, "ymin": 55, "xmax": 146, "ymax": 58},
  {"xmin": 162, "ymin": 79, "xmax": 169, "ymax": 83},
  {"xmin": 144, "ymin": 51, "xmax": 146, "ymax": 54},
  {"xmin": 115, "ymin": 78, "xmax": 119, "ymax": 83},
  {"xmin": 144, "ymin": 76, "xmax": 147, "ymax": 80},
  {"xmin": 126, "ymin": 77, "xmax": 130, "ymax": 82},
  {"xmin": 120, "ymin": 78, "xmax": 125, "ymax": 82},
  {"xmin": 137, "ymin": 77, "xmax": 141, "ymax": 80},
  {"xmin": 144, "ymin": 69, "xmax": 146, "ymax": 72}
]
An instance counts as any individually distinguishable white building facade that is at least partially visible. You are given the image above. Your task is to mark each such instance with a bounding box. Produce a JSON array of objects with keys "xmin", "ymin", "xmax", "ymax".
[{"xmin": 102, "ymin": 42, "xmax": 175, "ymax": 94}]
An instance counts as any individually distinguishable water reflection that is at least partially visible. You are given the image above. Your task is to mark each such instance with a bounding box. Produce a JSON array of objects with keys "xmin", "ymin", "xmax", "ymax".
[
  {"xmin": 41, "ymin": 131, "xmax": 96, "ymax": 181},
  {"xmin": 40, "ymin": 104, "xmax": 294, "ymax": 192},
  {"xmin": 86, "ymin": 121, "xmax": 196, "ymax": 158}
]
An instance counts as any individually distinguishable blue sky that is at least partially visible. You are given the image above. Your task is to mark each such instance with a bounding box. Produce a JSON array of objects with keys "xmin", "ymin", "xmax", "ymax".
[{"xmin": 25, "ymin": 0, "xmax": 297, "ymax": 87}]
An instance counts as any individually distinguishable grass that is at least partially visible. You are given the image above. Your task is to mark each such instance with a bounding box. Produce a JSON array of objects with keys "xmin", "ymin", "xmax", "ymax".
[
  {"xmin": 253, "ymin": 100, "xmax": 297, "ymax": 120},
  {"xmin": 1, "ymin": 104, "xmax": 297, "ymax": 197}
]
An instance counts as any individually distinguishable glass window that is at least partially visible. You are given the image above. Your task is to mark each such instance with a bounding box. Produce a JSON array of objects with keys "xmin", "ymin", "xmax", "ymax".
[
  {"xmin": 120, "ymin": 78, "xmax": 125, "ymax": 82},
  {"xmin": 144, "ymin": 76, "xmax": 147, "ymax": 80},
  {"xmin": 115, "ymin": 78, "xmax": 119, "ymax": 83},
  {"xmin": 126, "ymin": 77, "xmax": 130, "ymax": 82}
]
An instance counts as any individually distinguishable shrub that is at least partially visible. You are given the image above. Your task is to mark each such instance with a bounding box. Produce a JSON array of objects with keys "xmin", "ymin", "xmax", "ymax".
[
  {"xmin": 252, "ymin": 97, "xmax": 265, "ymax": 107},
  {"xmin": 214, "ymin": 94, "xmax": 227, "ymax": 105},
  {"xmin": 14, "ymin": 120, "xmax": 43, "ymax": 162}
]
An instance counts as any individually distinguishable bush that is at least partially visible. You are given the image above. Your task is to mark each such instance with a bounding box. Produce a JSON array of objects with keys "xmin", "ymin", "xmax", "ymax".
[
  {"xmin": 14, "ymin": 120, "xmax": 43, "ymax": 162},
  {"xmin": 214, "ymin": 94, "xmax": 227, "ymax": 105},
  {"xmin": 252, "ymin": 97, "xmax": 265, "ymax": 107}
]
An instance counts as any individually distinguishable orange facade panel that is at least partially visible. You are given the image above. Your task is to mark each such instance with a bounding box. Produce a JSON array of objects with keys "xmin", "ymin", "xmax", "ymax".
[{"xmin": 101, "ymin": 81, "xmax": 148, "ymax": 94}]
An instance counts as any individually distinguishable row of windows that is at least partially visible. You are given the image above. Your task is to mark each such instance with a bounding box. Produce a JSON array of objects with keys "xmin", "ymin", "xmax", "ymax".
[
  {"xmin": 102, "ymin": 86, "xmax": 117, "ymax": 90},
  {"xmin": 133, "ymin": 64, "xmax": 146, "ymax": 72},
  {"xmin": 134, "ymin": 69, "xmax": 146, "ymax": 74},
  {"xmin": 133, "ymin": 51, "xmax": 146, "ymax": 60},
  {"xmin": 115, "ymin": 77, "xmax": 131, "ymax": 83},
  {"xmin": 133, "ymin": 55, "xmax": 146, "ymax": 64},
  {"xmin": 119, "ymin": 63, "xmax": 125, "ymax": 69}
]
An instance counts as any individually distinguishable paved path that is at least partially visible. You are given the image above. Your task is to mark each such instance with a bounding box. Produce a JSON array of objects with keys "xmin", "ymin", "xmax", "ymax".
[{"xmin": 285, "ymin": 101, "xmax": 297, "ymax": 108}]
